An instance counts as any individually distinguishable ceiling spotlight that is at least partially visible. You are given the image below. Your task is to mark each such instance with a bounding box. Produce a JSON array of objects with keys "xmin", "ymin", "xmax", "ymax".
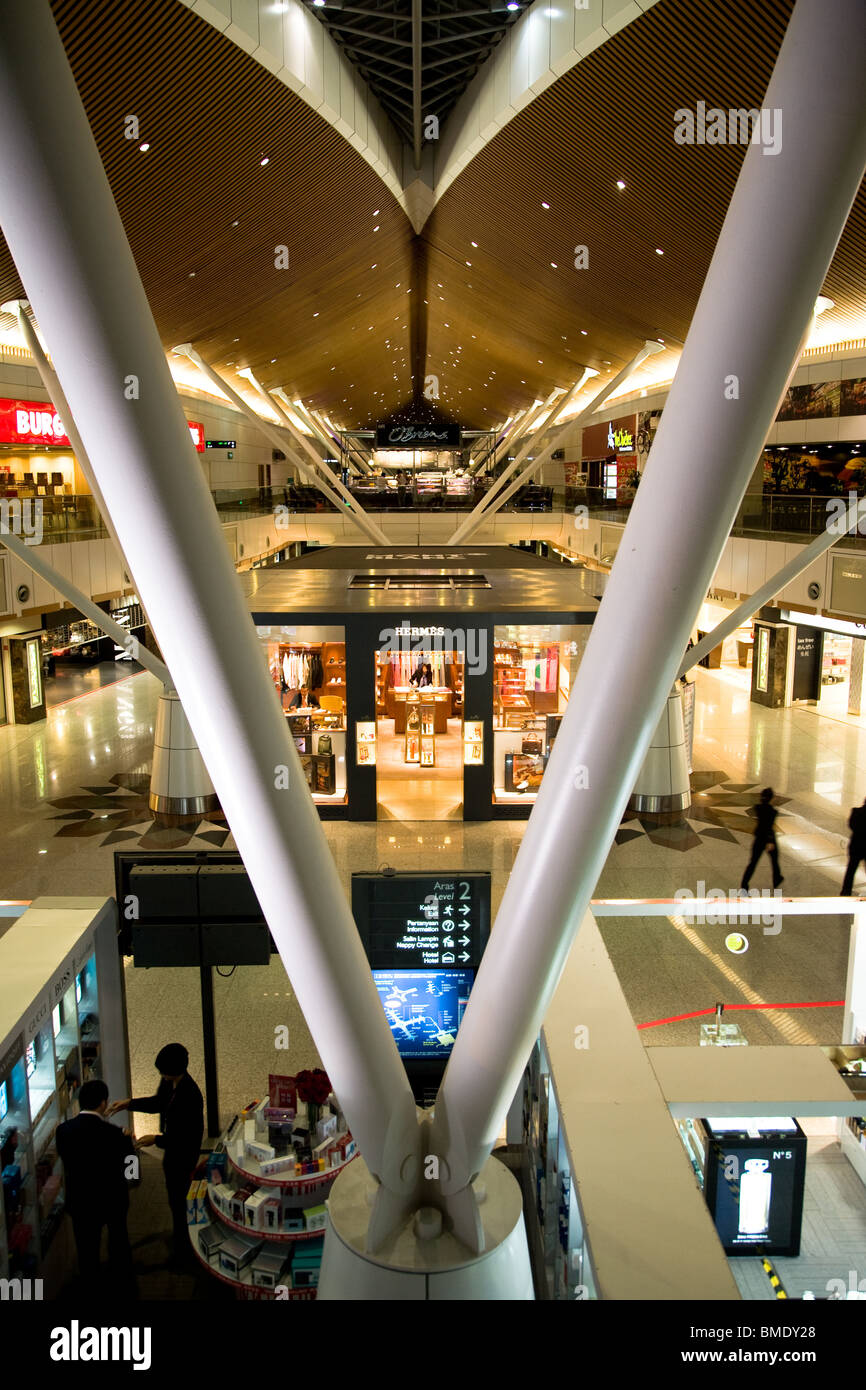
[
  {"xmin": 138, "ymin": 143, "xmax": 150, "ymax": 152},
  {"xmin": 260, "ymin": 156, "xmax": 270, "ymax": 166},
  {"xmin": 541, "ymin": 201, "xmax": 550, "ymax": 209},
  {"xmin": 616, "ymin": 179, "xmax": 626, "ymax": 190},
  {"xmin": 655, "ymin": 247, "xmax": 664, "ymax": 255}
]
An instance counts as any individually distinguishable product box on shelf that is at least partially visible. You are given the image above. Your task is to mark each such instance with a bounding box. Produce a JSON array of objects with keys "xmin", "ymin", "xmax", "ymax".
[
  {"xmin": 230, "ymin": 1187, "xmax": 255, "ymax": 1224},
  {"xmin": 240, "ymin": 1100, "xmax": 262, "ymax": 1123},
  {"xmin": 198, "ymin": 1223, "xmax": 225, "ymax": 1265},
  {"xmin": 212, "ymin": 1182, "xmax": 234, "ymax": 1216},
  {"xmin": 304, "ymin": 1203, "xmax": 328, "ymax": 1232},
  {"xmin": 269, "ymin": 1074, "xmax": 298, "ymax": 1110},
  {"xmin": 186, "ymin": 1181, "xmax": 201, "ymax": 1224},
  {"xmin": 219, "ymin": 1235, "xmax": 262, "ymax": 1278},
  {"xmin": 251, "ymin": 1249, "xmax": 289, "ymax": 1289},
  {"xmin": 206, "ymin": 1151, "xmax": 227, "ymax": 1183},
  {"xmin": 283, "ymin": 1212, "xmax": 305, "ymax": 1233},
  {"xmin": 263, "ymin": 1107, "xmax": 295, "ymax": 1125},
  {"xmin": 262, "ymin": 1198, "xmax": 283, "ymax": 1232},
  {"xmin": 196, "ymin": 1180, "xmax": 209, "ymax": 1222},
  {"xmin": 245, "ymin": 1139, "xmax": 276, "ymax": 1162},
  {"xmin": 316, "ymin": 1114, "xmax": 337, "ymax": 1143},
  {"xmin": 259, "ymin": 1154, "xmax": 297, "ymax": 1178},
  {"xmin": 244, "ymin": 1190, "xmax": 270, "ymax": 1229}
]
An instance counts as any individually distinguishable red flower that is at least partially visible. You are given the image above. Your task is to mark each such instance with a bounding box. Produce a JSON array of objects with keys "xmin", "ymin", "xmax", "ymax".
[{"xmin": 295, "ymin": 1068, "xmax": 331, "ymax": 1106}]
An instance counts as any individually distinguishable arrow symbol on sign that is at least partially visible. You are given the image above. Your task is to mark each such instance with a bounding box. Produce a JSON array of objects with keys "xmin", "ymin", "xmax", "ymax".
[
  {"xmin": 459, "ymin": 952, "xmax": 470, "ymax": 962},
  {"xmin": 459, "ymin": 905, "xmax": 470, "ymax": 916},
  {"xmin": 459, "ymin": 935, "xmax": 470, "ymax": 945}
]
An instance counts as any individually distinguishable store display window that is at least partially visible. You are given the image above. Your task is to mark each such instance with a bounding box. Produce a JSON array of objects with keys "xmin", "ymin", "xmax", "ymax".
[
  {"xmin": 493, "ymin": 625, "xmax": 589, "ymax": 804},
  {"xmin": 374, "ymin": 647, "xmax": 465, "ymax": 820},
  {"xmin": 258, "ymin": 625, "xmax": 347, "ymax": 805}
]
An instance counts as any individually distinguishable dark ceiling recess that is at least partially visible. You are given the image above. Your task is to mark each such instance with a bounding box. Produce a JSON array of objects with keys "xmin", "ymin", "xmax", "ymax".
[{"xmin": 306, "ymin": 0, "xmax": 522, "ymax": 152}]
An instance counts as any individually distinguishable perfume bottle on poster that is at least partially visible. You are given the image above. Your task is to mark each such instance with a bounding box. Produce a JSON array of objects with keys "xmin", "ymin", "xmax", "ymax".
[{"xmin": 738, "ymin": 1158, "xmax": 772, "ymax": 1236}]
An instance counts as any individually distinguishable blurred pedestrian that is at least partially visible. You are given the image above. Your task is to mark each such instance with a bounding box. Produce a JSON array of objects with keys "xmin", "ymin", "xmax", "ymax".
[
  {"xmin": 841, "ymin": 796, "xmax": 866, "ymax": 895},
  {"xmin": 741, "ymin": 787, "xmax": 784, "ymax": 890}
]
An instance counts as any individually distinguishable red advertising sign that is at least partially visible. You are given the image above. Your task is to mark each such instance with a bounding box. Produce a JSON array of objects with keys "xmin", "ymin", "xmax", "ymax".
[
  {"xmin": 0, "ymin": 397, "xmax": 71, "ymax": 447},
  {"xmin": 188, "ymin": 420, "xmax": 205, "ymax": 453}
]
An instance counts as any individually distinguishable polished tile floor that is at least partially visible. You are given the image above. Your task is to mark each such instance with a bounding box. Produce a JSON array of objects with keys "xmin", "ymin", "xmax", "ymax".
[{"xmin": 1, "ymin": 656, "xmax": 864, "ymax": 1298}]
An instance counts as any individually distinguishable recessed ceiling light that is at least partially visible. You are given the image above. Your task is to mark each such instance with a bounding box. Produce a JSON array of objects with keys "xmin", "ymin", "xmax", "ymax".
[
  {"xmin": 313, "ymin": 312, "xmax": 319, "ymax": 317},
  {"xmin": 373, "ymin": 226, "xmax": 380, "ymax": 232},
  {"xmin": 471, "ymin": 241, "xmax": 478, "ymax": 248},
  {"xmin": 139, "ymin": 143, "xmax": 150, "ymax": 152},
  {"xmin": 260, "ymin": 156, "xmax": 270, "ymax": 166},
  {"xmin": 371, "ymin": 264, "xmax": 377, "ymax": 269},
  {"xmin": 541, "ymin": 201, "xmax": 550, "ymax": 209},
  {"xmin": 550, "ymin": 262, "xmax": 557, "ymax": 269},
  {"xmin": 616, "ymin": 180, "xmax": 626, "ymax": 190},
  {"xmin": 655, "ymin": 247, "xmax": 664, "ymax": 255},
  {"xmin": 465, "ymin": 261, "xmax": 472, "ymax": 266},
  {"xmin": 657, "ymin": 337, "xmax": 665, "ymax": 343},
  {"xmin": 580, "ymin": 329, "xmax": 588, "ymax": 335},
  {"xmin": 189, "ymin": 271, "xmax": 196, "ymax": 277}
]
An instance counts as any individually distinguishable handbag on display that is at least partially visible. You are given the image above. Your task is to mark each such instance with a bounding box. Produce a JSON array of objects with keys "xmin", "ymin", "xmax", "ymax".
[
  {"xmin": 521, "ymin": 735, "xmax": 543, "ymax": 755},
  {"xmin": 317, "ymin": 734, "xmax": 332, "ymax": 756}
]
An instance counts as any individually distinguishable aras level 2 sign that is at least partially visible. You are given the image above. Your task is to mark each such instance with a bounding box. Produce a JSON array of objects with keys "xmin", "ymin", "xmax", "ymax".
[
  {"xmin": 351, "ymin": 871, "xmax": 491, "ymax": 970},
  {"xmin": 0, "ymin": 397, "xmax": 71, "ymax": 447}
]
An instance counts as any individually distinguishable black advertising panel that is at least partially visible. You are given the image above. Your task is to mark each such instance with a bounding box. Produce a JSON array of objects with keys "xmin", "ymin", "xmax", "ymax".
[
  {"xmin": 375, "ymin": 423, "xmax": 461, "ymax": 449},
  {"xmin": 792, "ymin": 626, "xmax": 822, "ymax": 702},
  {"xmin": 351, "ymin": 871, "xmax": 490, "ymax": 971},
  {"xmin": 699, "ymin": 1117, "xmax": 807, "ymax": 1257}
]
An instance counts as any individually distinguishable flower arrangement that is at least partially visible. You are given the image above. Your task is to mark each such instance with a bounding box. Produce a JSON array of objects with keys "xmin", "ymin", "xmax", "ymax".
[{"xmin": 295, "ymin": 1068, "xmax": 332, "ymax": 1129}]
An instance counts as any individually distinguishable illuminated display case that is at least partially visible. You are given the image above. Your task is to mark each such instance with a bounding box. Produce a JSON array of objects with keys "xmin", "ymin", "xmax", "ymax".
[
  {"xmin": 463, "ymin": 720, "xmax": 484, "ymax": 765},
  {"xmin": 0, "ymin": 902, "xmax": 127, "ymax": 1293},
  {"xmin": 404, "ymin": 699, "xmax": 435, "ymax": 766},
  {"xmin": 356, "ymin": 721, "xmax": 377, "ymax": 765}
]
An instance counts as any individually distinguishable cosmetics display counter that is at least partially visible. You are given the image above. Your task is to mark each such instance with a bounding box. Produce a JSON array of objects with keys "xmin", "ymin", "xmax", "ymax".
[
  {"xmin": 190, "ymin": 1074, "xmax": 356, "ymax": 1299},
  {"xmin": 0, "ymin": 899, "xmax": 127, "ymax": 1292}
]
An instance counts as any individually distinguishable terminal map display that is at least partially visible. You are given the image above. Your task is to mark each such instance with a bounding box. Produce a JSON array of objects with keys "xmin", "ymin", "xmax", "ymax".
[{"xmin": 371, "ymin": 969, "xmax": 474, "ymax": 1059}]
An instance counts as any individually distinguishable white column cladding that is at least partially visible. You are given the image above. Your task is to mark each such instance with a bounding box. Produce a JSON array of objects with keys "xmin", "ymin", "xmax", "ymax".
[
  {"xmin": 848, "ymin": 636, "xmax": 864, "ymax": 717},
  {"xmin": 0, "ymin": 0, "xmax": 419, "ymax": 1206},
  {"xmin": 628, "ymin": 686, "xmax": 691, "ymax": 815},
  {"xmin": 149, "ymin": 690, "xmax": 219, "ymax": 820},
  {"xmin": 431, "ymin": 0, "xmax": 866, "ymax": 1192}
]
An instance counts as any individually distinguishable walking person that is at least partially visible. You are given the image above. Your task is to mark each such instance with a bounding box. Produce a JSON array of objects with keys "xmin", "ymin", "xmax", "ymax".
[
  {"xmin": 841, "ymin": 796, "xmax": 866, "ymax": 895},
  {"xmin": 108, "ymin": 1043, "xmax": 203, "ymax": 1265},
  {"xmin": 741, "ymin": 787, "xmax": 784, "ymax": 890},
  {"xmin": 55, "ymin": 1079, "xmax": 136, "ymax": 1294}
]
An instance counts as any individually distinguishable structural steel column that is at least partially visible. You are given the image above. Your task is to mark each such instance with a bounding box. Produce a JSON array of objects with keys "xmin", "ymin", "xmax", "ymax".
[
  {"xmin": 0, "ymin": 0, "xmax": 418, "ymax": 1193},
  {"xmin": 174, "ymin": 344, "xmax": 386, "ymax": 545},
  {"xmin": 433, "ymin": 0, "xmax": 866, "ymax": 1188},
  {"xmin": 242, "ymin": 369, "xmax": 387, "ymax": 539},
  {"xmin": 450, "ymin": 378, "xmax": 590, "ymax": 543},
  {"xmin": 679, "ymin": 495, "xmax": 866, "ymax": 677},
  {"xmin": 0, "ymin": 528, "xmax": 169, "ymax": 684}
]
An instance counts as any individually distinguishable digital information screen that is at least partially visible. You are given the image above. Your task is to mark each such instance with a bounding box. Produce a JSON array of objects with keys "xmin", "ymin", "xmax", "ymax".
[
  {"xmin": 372, "ymin": 969, "xmax": 474, "ymax": 1059},
  {"xmin": 352, "ymin": 871, "xmax": 490, "ymax": 971}
]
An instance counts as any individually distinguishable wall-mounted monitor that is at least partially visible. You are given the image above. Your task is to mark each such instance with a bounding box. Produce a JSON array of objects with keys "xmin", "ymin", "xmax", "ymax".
[{"xmin": 371, "ymin": 968, "xmax": 473, "ymax": 1060}]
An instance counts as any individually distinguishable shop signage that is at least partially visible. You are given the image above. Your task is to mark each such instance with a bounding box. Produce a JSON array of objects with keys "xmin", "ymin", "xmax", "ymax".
[
  {"xmin": 351, "ymin": 871, "xmax": 491, "ymax": 971},
  {"xmin": 0, "ymin": 397, "xmax": 71, "ymax": 447},
  {"xmin": 607, "ymin": 422, "xmax": 634, "ymax": 451},
  {"xmin": 375, "ymin": 423, "xmax": 461, "ymax": 448},
  {"xmin": 188, "ymin": 420, "xmax": 205, "ymax": 453},
  {"xmin": 205, "ymin": 439, "xmax": 236, "ymax": 450}
]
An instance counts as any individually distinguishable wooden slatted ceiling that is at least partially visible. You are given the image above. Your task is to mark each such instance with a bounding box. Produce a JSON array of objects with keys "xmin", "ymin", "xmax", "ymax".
[
  {"xmin": 0, "ymin": 0, "xmax": 863, "ymax": 433},
  {"xmin": 0, "ymin": 0, "xmax": 415, "ymax": 424},
  {"xmin": 424, "ymin": 0, "xmax": 866, "ymax": 422}
]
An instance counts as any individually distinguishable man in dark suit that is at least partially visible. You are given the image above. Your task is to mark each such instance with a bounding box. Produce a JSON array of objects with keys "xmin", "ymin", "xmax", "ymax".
[
  {"xmin": 842, "ymin": 797, "xmax": 866, "ymax": 895},
  {"xmin": 109, "ymin": 1043, "xmax": 204, "ymax": 1263},
  {"xmin": 55, "ymin": 1078, "xmax": 136, "ymax": 1290}
]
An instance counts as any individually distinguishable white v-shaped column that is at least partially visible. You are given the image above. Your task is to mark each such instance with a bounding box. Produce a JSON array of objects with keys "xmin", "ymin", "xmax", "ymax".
[
  {"xmin": 1, "ymin": 0, "xmax": 865, "ymax": 1277},
  {"xmin": 431, "ymin": 0, "xmax": 866, "ymax": 1189}
]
